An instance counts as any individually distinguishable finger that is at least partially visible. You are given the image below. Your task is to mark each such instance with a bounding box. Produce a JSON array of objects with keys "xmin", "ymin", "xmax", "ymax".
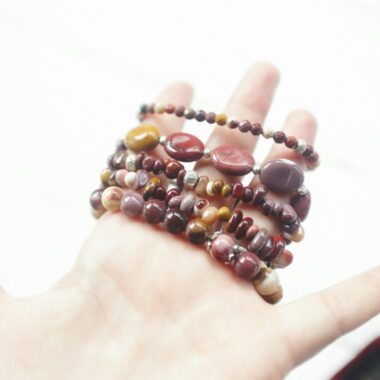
[
  {"xmin": 279, "ymin": 265, "xmax": 380, "ymax": 366},
  {"xmin": 207, "ymin": 62, "xmax": 280, "ymax": 152}
]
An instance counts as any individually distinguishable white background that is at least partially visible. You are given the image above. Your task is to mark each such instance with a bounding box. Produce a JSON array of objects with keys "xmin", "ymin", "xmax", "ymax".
[{"xmin": 0, "ymin": 0, "xmax": 379, "ymax": 378}]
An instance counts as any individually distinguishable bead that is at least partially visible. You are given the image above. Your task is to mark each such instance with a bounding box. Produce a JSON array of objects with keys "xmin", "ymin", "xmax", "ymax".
[
  {"xmin": 268, "ymin": 235, "xmax": 286, "ymax": 261},
  {"xmin": 272, "ymin": 250, "xmax": 293, "ymax": 269},
  {"xmin": 147, "ymin": 103, "xmax": 155, "ymax": 113},
  {"xmin": 163, "ymin": 209, "xmax": 187, "ymax": 234},
  {"xmin": 262, "ymin": 286, "xmax": 283, "ymax": 304},
  {"xmin": 100, "ymin": 168, "xmax": 112, "ymax": 185},
  {"xmin": 195, "ymin": 110, "xmax": 206, "ymax": 122},
  {"xmin": 221, "ymin": 183, "xmax": 232, "ymax": 197},
  {"xmin": 123, "ymin": 171, "xmax": 136, "ymax": 188},
  {"xmin": 195, "ymin": 176, "xmax": 209, "ymax": 196},
  {"xmin": 210, "ymin": 234, "xmax": 235, "ymax": 263},
  {"xmin": 112, "ymin": 150, "xmax": 126, "ymax": 169},
  {"xmin": 168, "ymin": 195, "xmax": 183, "ymax": 209},
  {"xmin": 273, "ymin": 131, "xmax": 286, "ymax": 143},
  {"xmin": 228, "ymin": 118, "xmax": 239, "ymax": 129},
  {"xmin": 165, "ymin": 188, "xmax": 180, "ymax": 204},
  {"xmin": 143, "ymin": 199, "xmax": 167, "ymax": 224},
  {"xmin": 180, "ymin": 193, "xmax": 196, "ymax": 215},
  {"xmin": 154, "ymin": 103, "xmax": 166, "ymax": 114},
  {"xmin": 253, "ymin": 268, "xmax": 280, "ymax": 296},
  {"xmin": 295, "ymin": 139, "xmax": 307, "ymax": 154},
  {"xmin": 203, "ymin": 147, "xmax": 211, "ymax": 158},
  {"xmin": 246, "ymin": 224, "xmax": 259, "ymax": 241},
  {"xmin": 194, "ymin": 199, "xmax": 209, "ymax": 217},
  {"xmin": 89, "ymin": 189, "xmax": 104, "ymax": 211},
  {"xmin": 252, "ymin": 163, "xmax": 261, "ymax": 175},
  {"xmin": 185, "ymin": 219, "xmax": 209, "ymax": 244},
  {"xmin": 212, "ymin": 178, "xmax": 224, "ymax": 194},
  {"xmin": 281, "ymin": 217, "xmax": 300, "ymax": 235},
  {"xmin": 232, "ymin": 182, "xmax": 245, "ymax": 199},
  {"xmin": 238, "ymin": 120, "xmax": 251, "ymax": 133},
  {"xmin": 225, "ymin": 210, "xmax": 243, "ymax": 233},
  {"xmin": 165, "ymin": 160, "xmax": 183, "ymax": 179},
  {"xmin": 125, "ymin": 154, "xmax": 138, "ymax": 171},
  {"xmin": 211, "ymin": 145, "xmax": 254, "ymax": 176},
  {"xmin": 262, "ymin": 199, "xmax": 275, "ymax": 216},
  {"xmin": 303, "ymin": 144, "xmax": 314, "ymax": 158},
  {"xmin": 290, "ymin": 225, "xmax": 305, "ymax": 242},
  {"xmin": 115, "ymin": 169, "xmax": 128, "ymax": 187},
  {"xmin": 174, "ymin": 106, "xmax": 185, "ymax": 117},
  {"xmin": 215, "ymin": 113, "xmax": 228, "ymax": 126},
  {"xmin": 233, "ymin": 252, "xmax": 261, "ymax": 280},
  {"xmin": 184, "ymin": 108, "xmax": 196, "ymax": 119},
  {"xmin": 165, "ymin": 104, "xmax": 175, "ymax": 114},
  {"xmin": 125, "ymin": 124, "xmax": 160, "ymax": 152},
  {"xmin": 252, "ymin": 185, "xmax": 267, "ymax": 205},
  {"xmin": 206, "ymin": 181, "xmax": 215, "ymax": 196},
  {"xmin": 272, "ymin": 202, "xmax": 283, "ymax": 216},
  {"xmin": 217, "ymin": 206, "xmax": 231, "ymax": 222},
  {"xmin": 251, "ymin": 123, "xmax": 263, "ymax": 136},
  {"xmin": 115, "ymin": 138, "xmax": 126, "ymax": 151},
  {"xmin": 176, "ymin": 169, "xmax": 186, "ymax": 187},
  {"xmin": 291, "ymin": 191, "xmax": 311, "ymax": 221},
  {"xmin": 184, "ymin": 170, "xmax": 199, "ymax": 188},
  {"xmin": 280, "ymin": 204, "xmax": 298, "ymax": 224},
  {"xmin": 248, "ymin": 228, "xmax": 269, "ymax": 252},
  {"xmin": 201, "ymin": 206, "xmax": 218, "ymax": 224},
  {"xmin": 164, "ymin": 132, "xmax": 205, "ymax": 162},
  {"xmin": 135, "ymin": 152, "xmax": 146, "ymax": 169},
  {"xmin": 235, "ymin": 217, "xmax": 253, "ymax": 240},
  {"xmin": 285, "ymin": 136, "xmax": 297, "ymax": 149},
  {"xmin": 130, "ymin": 170, "xmax": 147, "ymax": 189},
  {"xmin": 108, "ymin": 171, "xmax": 117, "ymax": 186},
  {"xmin": 263, "ymin": 129, "xmax": 275, "ymax": 138},
  {"xmin": 120, "ymin": 191, "xmax": 144, "ymax": 217},
  {"xmin": 143, "ymin": 177, "xmax": 160, "ymax": 200},
  {"xmin": 142, "ymin": 155, "xmax": 155, "ymax": 171},
  {"xmin": 101, "ymin": 186, "xmax": 124, "ymax": 211},
  {"xmin": 154, "ymin": 186, "xmax": 166, "ymax": 201},
  {"xmin": 205, "ymin": 112, "xmax": 216, "ymax": 124},
  {"xmin": 258, "ymin": 236, "xmax": 275, "ymax": 259},
  {"xmin": 260, "ymin": 159, "xmax": 304, "ymax": 193}
]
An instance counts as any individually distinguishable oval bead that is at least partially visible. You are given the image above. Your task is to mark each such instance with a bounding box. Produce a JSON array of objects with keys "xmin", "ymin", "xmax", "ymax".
[
  {"xmin": 260, "ymin": 159, "xmax": 304, "ymax": 193},
  {"xmin": 143, "ymin": 199, "xmax": 167, "ymax": 224},
  {"xmin": 185, "ymin": 219, "xmax": 209, "ymax": 244},
  {"xmin": 233, "ymin": 252, "xmax": 261, "ymax": 280},
  {"xmin": 165, "ymin": 132, "xmax": 205, "ymax": 162},
  {"xmin": 125, "ymin": 124, "xmax": 160, "ymax": 152},
  {"xmin": 163, "ymin": 209, "xmax": 187, "ymax": 234},
  {"xmin": 120, "ymin": 191, "xmax": 144, "ymax": 217},
  {"xmin": 211, "ymin": 145, "xmax": 254, "ymax": 176},
  {"xmin": 211, "ymin": 234, "xmax": 235, "ymax": 263},
  {"xmin": 291, "ymin": 191, "xmax": 311, "ymax": 221}
]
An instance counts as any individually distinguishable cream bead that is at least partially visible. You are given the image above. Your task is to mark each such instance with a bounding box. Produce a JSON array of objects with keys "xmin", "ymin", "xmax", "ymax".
[
  {"xmin": 206, "ymin": 181, "xmax": 215, "ymax": 196},
  {"xmin": 254, "ymin": 269, "xmax": 280, "ymax": 296},
  {"xmin": 201, "ymin": 206, "xmax": 218, "ymax": 224},
  {"xmin": 291, "ymin": 225, "xmax": 305, "ymax": 242},
  {"xmin": 124, "ymin": 171, "xmax": 137, "ymax": 188},
  {"xmin": 101, "ymin": 186, "xmax": 124, "ymax": 212}
]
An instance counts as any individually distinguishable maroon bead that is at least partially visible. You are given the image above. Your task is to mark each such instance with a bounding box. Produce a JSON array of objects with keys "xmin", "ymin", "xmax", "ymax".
[
  {"xmin": 268, "ymin": 235, "xmax": 286, "ymax": 261},
  {"xmin": 142, "ymin": 155, "xmax": 155, "ymax": 171},
  {"xmin": 211, "ymin": 234, "xmax": 235, "ymax": 263},
  {"xmin": 174, "ymin": 106, "xmax": 185, "ymax": 117},
  {"xmin": 285, "ymin": 136, "xmax": 298, "ymax": 149},
  {"xmin": 90, "ymin": 189, "xmax": 104, "ymax": 210},
  {"xmin": 163, "ymin": 209, "xmax": 187, "ymax": 234},
  {"xmin": 242, "ymin": 187, "xmax": 253, "ymax": 203},
  {"xmin": 251, "ymin": 123, "xmax": 263, "ymax": 136},
  {"xmin": 248, "ymin": 228, "xmax": 268, "ymax": 252},
  {"xmin": 120, "ymin": 191, "xmax": 144, "ymax": 217},
  {"xmin": 260, "ymin": 159, "xmax": 304, "ymax": 193},
  {"xmin": 225, "ymin": 210, "xmax": 243, "ymax": 233},
  {"xmin": 179, "ymin": 193, "xmax": 196, "ymax": 215},
  {"xmin": 262, "ymin": 199, "xmax": 275, "ymax": 216},
  {"xmin": 168, "ymin": 195, "xmax": 183, "ymax": 209},
  {"xmin": 281, "ymin": 217, "xmax": 301, "ymax": 234},
  {"xmin": 228, "ymin": 119, "xmax": 239, "ymax": 129},
  {"xmin": 195, "ymin": 110, "xmax": 206, "ymax": 122},
  {"xmin": 133, "ymin": 170, "xmax": 150, "ymax": 190},
  {"xmin": 233, "ymin": 252, "xmax": 261, "ymax": 280},
  {"xmin": 238, "ymin": 120, "xmax": 251, "ymax": 133},
  {"xmin": 152, "ymin": 159, "xmax": 164, "ymax": 174},
  {"xmin": 291, "ymin": 191, "xmax": 311, "ymax": 221},
  {"xmin": 165, "ymin": 104, "xmax": 175, "ymax": 114},
  {"xmin": 252, "ymin": 185, "xmax": 268, "ymax": 205},
  {"xmin": 164, "ymin": 160, "xmax": 183, "ymax": 179},
  {"xmin": 211, "ymin": 145, "xmax": 254, "ymax": 176},
  {"xmin": 273, "ymin": 131, "xmax": 286, "ymax": 143},
  {"xmin": 281, "ymin": 204, "xmax": 298, "ymax": 224},
  {"xmin": 232, "ymin": 182, "xmax": 245, "ymax": 199},
  {"xmin": 165, "ymin": 188, "xmax": 180, "ymax": 204},
  {"xmin": 273, "ymin": 202, "xmax": 283, "ymax": 216},
  {"xmin": 164, "ymin": 132, "xmax": 205, "ymax": 162},
  {"xmin": 205, "ymin": 112, "xmax": 216, "ymax": 124},
  {"xmin": 303, "ymin": 144, "xmax": 314, "ymax": 158},
  {"xmin": 235, "ymin": 217, "xmax": 253, "ymax": 240},
  {"xmin": 153, "ymin": 185, "xmax": 166, "ymax": 201},
  {"xmin": 245, "ymin": 224, "xmax": 259, "ymax": 240},
  {"xmin": 143, "ymin": 199, "xmax": 167, "ymax": 224},
  {"xmin": 135, "ymin": 152, "xmax": 146, "ymax": 169},
  {"xmin": 184, "ymin": 108, "xmax": 196, "ymax": 119},
  {"xmin": 112, "ymin": 150, "xmax": 126, "ymax": 169},
  {"xmin": 176, "ymin": 169, "xmax": 186, "ymax": 187},
  {"xmin": 258, "ymin": 236, "xmax": 275, "ymax": 259},
  {"xmin": 309, "ymin": 151, "xmax": 319, "ymax": 163}
]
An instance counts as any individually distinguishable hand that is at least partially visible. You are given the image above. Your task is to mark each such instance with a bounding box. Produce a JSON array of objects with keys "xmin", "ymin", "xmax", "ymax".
[{"xmin": 0, "ymin": 63, "xmax": 379, "ymax": 380}]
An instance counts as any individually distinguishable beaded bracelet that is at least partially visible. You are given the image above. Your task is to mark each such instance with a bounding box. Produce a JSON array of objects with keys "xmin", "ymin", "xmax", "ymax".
[{"xmin": 137, "ymin": 103, "xmax": 320, "ymax": 168}]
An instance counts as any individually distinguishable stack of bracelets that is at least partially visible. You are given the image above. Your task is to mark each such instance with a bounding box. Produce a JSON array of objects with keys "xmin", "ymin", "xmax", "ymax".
[{"xmin": 89, "ymin": 103, "xmax": 319, "ymax": 304}]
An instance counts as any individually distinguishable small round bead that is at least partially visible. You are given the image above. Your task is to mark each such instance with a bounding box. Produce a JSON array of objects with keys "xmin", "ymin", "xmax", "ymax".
[
  {"xmin": 89, "ymin": 189, "xmax": 104, "ymax": 211},
  {"xmin": 251, "ymin": 123, "xmax": 263, "ymax": 136},
  {"xmin": 262, "ymin": 199, "xmax": 275, "ymax": 216},
  {"xmin": 228, "ymin": 118, "xmax": 239, "ymax": 129},
  {"xmin": 185, "ymin": 219, "xmax": 209, "ymax": 244},
  {"xmin": 135, "ymin": 152, "xmax": 146, "ymax": 169},
  {"xmin": 115, "ymin": 169, "xmax": 128, "ymax": 187},
  {"xmin": 205, "ymin": 112, "xmax": 216, "ymax": 124},
  {"xmin": 273, "ymin": 131, "xmax": 286, "ymax": 143},
  {"xmin": 120, "ymin": 191, "xmax": 144, "ymax": 217},
  {"xmin": 165, "ymin": 160, "xmax": 183, "ymax": 179},
  {"xmin": 163, "ymin": 209, "xmax": 187, "ymax": 234},
  {"xmin": 174, "ymin": 106, "xmax": 185, "ymax": 117},
  {"xmin": 194, "ymin": 199, "xmax": 209, "ymax": 217},
  {"xmin": 235, "ymin": 217, "xmax": 253, "ymax": 240},
  {"xmin": 168, "ymin": 195, "xmax": 183, "ymax": 209},
  {"xmin": 203, "ymin": 147, "xmax": 211, "ymax": 158},
  {"xmin": 210, "ymin": 234, "xmax": 235, "ymax": 263},
  {"xmin": 132, "ymin": 169, "xmax": 149, "ymax": 190},
  {"xmin": 153, "ymin": 159, "xmax": 165, "ymax": 174},
  {"xmin": 248, "ymin": 228, "xmax": 269, "ymax": 252},
  {"xmin": 233, "ymin": 252, "xmax": 261, "ymax": 280},
  {"xmin": 100, "ymin": 168, "xmax": 112, "ymax": 185},
  {"xmin": 184, "ymin": 108, "xmax": 196, "ymax": 119},
  {"xmin": 212, "ymin": 178, "xmax": 224, "ymax": 194},
  {"xmin": 225, "ymin": 210, "xmax": 243, "ymax": 233},
  {"xmin": 143, "ymin": 199, "xmax": 167, "ymax": 224},
  {"xmin": 241, "ymin": 187, "xmax": 253, "ymax": 203},
  {"xmin": 180, "ymin": 193, "xmax": 196, "ymax": 215},
  {"xmin": 124, "ymin": 171, "xmax": 137, "ymax": 188},
  {"xmin": 195, "ymin": 110, "xmax": 206, "ymax": 122},
  {"xmin": 165, "ymin": 104, "xmax": 175, "ymax": 114},
  {"xmin": 142, "ymin": 155, "xmax": 155, "ymax": 171},
  {"xmin": 201, "ymin": 206, "xmax": 219, "ymax": 224},
  {"xmin": 125, "ymin": 154, "xmax": 138, "ymax": 171},
  {"xmin": 303, "ymin": 144, "xmax": 314, "ymax": 157},
  {"xmin": 154, "ymin": 103, "xmax": 166, "ymax": 114},
  {"xmin": 215, "ymin": 113, "xmax": 228, "ymax": 126},
  {"xmin": 221, "ymin": 183, "xmax": 232, "ymax": 197},
  {"xmin": 217, "ymin": 206, "xmax": 231, "ymax": 222},
  {"xmin": 238, "ymin": 120, "xmax": 251, "ymax": 133},
  {"xmin": 232, "ymin": 182, "xmax": 245, "ymax": 199},
  {"xmin": 272, "ymin": 202, "xmax": 283, "ymax": 216},
  {"xmin": 285, "ymin": 136, "xmax": 298, "ymax": 149},
  {"xmin": 263, "ymin": 129, "xmax": 275, "ymax": 138},
  {"xmin": 139, "ymin": 104, "xmax": 148, "ymax": 114},
  {"xmin": 143, "ymin": 177, "xmax": 160, "ymax": 200},
  {"xmin": 195, "ymin": 176, "xmax": 209, "ymax": 196},
  {"xmin": 252, "ymin": 163, "xmax": 261, "ymax": 175},
  {"xmin": 101, "ymin": 186, "xmax": 124, "ymax": 211},
  {"xmin": 184, "ymin": 170, "xmax": 199, "ymax": 189},
  {"xmin": 206, "ymin": 181, "xmax": 215, "ymax": 196}
]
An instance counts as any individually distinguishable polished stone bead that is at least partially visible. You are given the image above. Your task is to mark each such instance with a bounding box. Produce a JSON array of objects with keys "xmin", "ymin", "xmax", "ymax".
[
  {"xmin": 125, "ymin": 124, "xmax": 160, "ymax": 152},
  {"xmin": 215, "ymin": 113, "xmax": 228, "ymax": 126},
  {"xmin": 217, "ymin": 206, "xmax": 231, "ymax": 222},
  {"xmin": 124, "ymin": 171, "xmax": 137, "ymax": 188},
  {"xmin": 143, "ymin": 177, "xmax": 160, "ymax": 200},
  {"xmin": 108, "ymin": 171, "xmax": 117, "ymax": 186},
  {"xmin": 248, "ymin": 228, "xmax": 269, "ymax": 252},
  {"xmin": 120, "ymin": 191, "xmax": 144, "ymax": 217},
  {"xmin": 262, "ymin": 286, "xmax": 283, "ymax": 304},
  {"xmin": 163, "ymin": 209, "xmax": 187, "ymax": 233},
  {"xmin": 133, "ymin": 170, "xmax": 150, "ymax": 190},
  {"xmin": 165, "ymin": 188, "xmax": 180, "ymax": 204},
  {"xmin": 165, "ymin": 160, "xmax": 183, "ymax": 179},
  {"xmin": 165, "ymin": 104, "xmax": 175, "ymax": 114},
  {"xmin": 272, "ymin": 249, "xmax": 293, "ymax": 269},
  {"xmin": 100, "ymin": 168, "xmax": 112, "ymax": 186},
  {"xmin": 253, "ymin": 268, "xmax": 280, "ymax": 296},
  {"xmin": 252, "ymin": 185, "xmax": 268, "ymax": 205},
  {"xmin": 164, "ymin": 132, "xmax": 205, "ymax": 162},
  {"xmin": 251, "ymin": 123, "xmax": 263, "ymax": 136},
  {"xmin": 232, "ymin": 182, "xmax": 245, "ymax": 199},
  {"xmin": 262, "ymin": 199, "xmax": 275, "ymax": 216},
  {"xmin": 280, "ymin": 204, "xmax": 298, "ymax": 224},
  {"xmin": 246, "ymin": 224, "xmax": 259, "ymax": 240},
  {"xmin": 176, "ymin": 169, "xmax": 186, "ymax": 187},
  {"xmin": 273, "ymin": 131, "xmax": 286, "ymax": 143},
  {"xmin": 211, "ymin": 145, "xmax": 254, "ymax": 176},
  {"xmin": 112, "ymin": 150, "xmax": 126, "ymax": 169},
  {"xmin": 242, "ymin": 187, "xmax": 253, "ymax": 203},
  {"xmin": 174, "ymin": 105, "xmax": 185, "ymax": 117},
  {"xmin": 233, "ymin": 252, "xmax": 261, "ymax": 280},
  {"xmin": 285, "ymin": 136, "xmax": 298, "ymax": 149},
  {"xmin": 235, "ymin": 217, "xmax": 253, "ymax": 240},
  {"xmin": 185, "ymin": 219, "xmax": 209, "ymax": 244},
  {"xmin": 195, "ymin": 176, "xmax": 209, "ymax": 196},
  {"xmin": 153, "ymin": 185, "xmax": 166, "ymax": 201},
  {"xmin": 291, "ymin": 191, "xmax": 311, "ymax": 221},
  {"xmin": 211, "ymin": 234, "xmax": 235, "ymax": 263},
  {"xmin": 221, "ymin": 183, "xmax": 232, "ymax": 197},
  {"xmin": 180, "ymin": 193, "xmax": 196, "ymax": 215},
  {"xmin": 225, "ymin": 210, "xmax": 243, "ymax": 233},
  {"xmin": 238, "ymin": 120, "xmax": 251, "ymax": 133},
  {"xmin": 194, "ymin": 199, "xmax": 209, "ymax": 217},
  {"xmin": 195, "ymin": 110, "xmax": 206, "ymax": 122},
  {"xmin": 260, "ymin": 159, "xmax": 304, "ymax": 193},
  {"xmin": 89, "ymin": 189, "xmax": 104, "ymax": 211},
  {"xmin": 135, "ymin": 152, "xmax": 146, "ymax": 169},
  {"xmin": 281, "ymin": 217, "xmax": 300, "ymax": 234},
  {"xmin": 168, "ymin": 195, "xmax": 183, "ymax": 209},
  {"xmin": 143, "ymin": 199, "xmax": 167, "ymax": 224},
  {"xmin": 212, "ymin": 179, "xmax": 224, "ymax": 194},
  {"xmin": 258, "ymin": 236, "xmax": 275, "ymax": 259},
  {"xmin": 205, "ymin": 112, "xmax": 216, "ymax": 124},
  {"xmin": 101, "ymin": 186, "xmax": 124, "ymax": 211},
  {"xmin": 152, "ymin": 159, "xmax": 165, "ymax": 174},
  {"xmin": 142, "ymin": 155, "xmax": 155, "ymax": 171},
  {"xmin": 201, "ymin": 206, "xmax": 218, "ymax": 224},
  {"xmin": 115, "ymin": 169, "xmax": 128, "ymax": 187}
]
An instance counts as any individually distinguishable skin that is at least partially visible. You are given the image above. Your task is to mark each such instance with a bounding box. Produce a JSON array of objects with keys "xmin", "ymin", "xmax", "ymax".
[{"xmin": 0, "ymin": 63, "xmax": 379, "ymax": 380}]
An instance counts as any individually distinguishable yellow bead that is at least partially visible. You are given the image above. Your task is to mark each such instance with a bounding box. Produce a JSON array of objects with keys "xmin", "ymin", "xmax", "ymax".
[
  {"xmin": 215, "ymin": 113, "xmax": 228, "ymax": 126},
  {"xmin": 125, "ymin": 124, "xmax": 160, "ymax": 152},
  {"xmin": 212, "ymin": 178, "xmax": 224, "ymax": 194},
  {"xmin": 101, "ymin": 186, "xmax": 124, "ymax": 212},
  {"xmin": 201, "ymin": 206, "xmax": 218, "ymax": 224},
  {"xmin": 100, "ymin": 168, "xmax": 112, "ymax": 185},
  {"xmin": 221, "ymin": 183, "xmax": 232, "ymax": 197},
  {"xmin": 217, "ymin": 206, "xmax": 231, "ymax": 222}
]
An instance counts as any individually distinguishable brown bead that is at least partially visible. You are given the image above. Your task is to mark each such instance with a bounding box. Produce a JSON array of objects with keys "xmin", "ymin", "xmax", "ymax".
[
  {"xmin": 248, "ymin": 228, "xmax": 269, "ymax": 252},
  {"xmin": 235, "ymin": 217, "xmax": 253, "ymax": 240},
  {"xmin": 153, "ymin": 159, "xmax": 165, "ymax": 174},
  {"xmin": 165, "ymin": 188, "xmax": 180, "ymax": 204},
  {"xmin": 221, "ymin": 183, "xmax": 232, "ymax": 197},
  {"xmin": 174, "ymin": 106, "xmax": 185, "ymax": 117},
  {"xmin": 142, "ymin": 155, "xmax": 155, "ymax": 171},
  {"xmin": 273, "ymin": 131, "xmax": 286, "ymax": 143},
  {"xmin": 165, "ymin": 103, "xmax": 175, "ymax": 114},
  {"xmin": 100, "ymin": 168, "xmax": 112, "ymax": 185},
  {"xmin": 184, "ymin": 108, "xmax": 196, "ymax": 119},
  {"xmin": 252, "ymin": 185, "xmax": 268, "ymax": 205},
  {"xmin": 228, "ymin": 119, "xmax": 239, "ymax": 129},
  {"xmin": 153, "ymin": 185, "xmax": 166, "ymax": 201},
  {"xmin": 225, "ymin": 210, "xmax": 243, "ymax": 233},
  {"xmin": 262, "ymin": 286, "xmax": 283, "ymax": 304},
  {"xmin": 143, "ymin": 177, "xmax": 160, "ymax": 200},
  {"xmin": 195, "ymin": 176, "xmax": 209, "ymax": 196},
  {"xmin": 165, "ymin": 160, "xmax": 183, "ymax": 179},
  {"xmin": 303, "ymin": 144, "xmax": 314, "ymax": 157},
  {"xmin": 164, "ymin": 209, "xmax": 187, "ymax": 234},
  {"xmin": 125, "ymin": 124, "xmax": 160, "ymax": 152},
  {"xmin": 217, "ymin": 206, "xmax": 231, "ymax": 222},
  {"xmin": 143, "ymin": 199, "xmax": 167, "ymax": 224},
  {"xmin": 212, "ymin": 178, "xmax": 224, "ymax": 194},
  {"xmin": 238, "ymin": 120, "xmax": 251, "ymax": 133},
  {"xmin": 246, "ymin": 224, "xmax": 259, "ymax": 240},
  {"xmin": 285, "ymin": 136, "xmax": 298, "ymax": 149},
  {"xmin": 185, "ymin": 219, "xmax": 209, "ymax": 244},
  {"xmin": 251, "ymin": 123, "xmax": 263, "ymax": 136},
  {"xmin": 215, "ymin": 113, "xmax": 228, "ymax": 126},
  {"xmin": 135, "ymin": 152, "xmax": 146, "ymax": 169},
  {"xmin": 176, "ymin": 169, "xmax": 186, "ymax": 187}
]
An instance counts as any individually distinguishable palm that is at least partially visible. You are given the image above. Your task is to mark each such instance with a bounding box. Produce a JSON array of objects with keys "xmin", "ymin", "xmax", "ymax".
[{"xmin": 0, "ymin": 63, "xmax": 379, "ymax": 380}]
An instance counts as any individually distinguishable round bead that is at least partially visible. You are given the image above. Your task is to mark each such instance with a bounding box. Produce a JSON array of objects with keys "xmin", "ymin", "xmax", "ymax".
[
  {"xmin": 153, "ymin": 186, "xmax": 166, "ymax": 201},
  {"xmin": 120, "ymin": 191, "xmax": 144, "ymax": 217},
  {"xmin": 291, "ymin": 191, "xmax": 311, "ymax": 221},
  {"xmin": 115, "ymin": 169, "xmax": 127, "ymax": 187},
  {"xmin": 185, "ymin": 219, "xmax": 209, "ymax": 244},
  {"xmin": 251, "ymin": 123, "xmax": 263, "ymax": 136},
  {"xmin": 215, "ymin": 113, "xmax": 228, "ymax": 125},
  {"xmin": 212, "ymin": 179, "xmax": 224, "ymax": 194},
  {"xmin": 163, "ymin": 209, "xmax": 187, "ymax": 234},
  {"xmin": 195, "ymin": 110, "xmax": 206, "ymax": 121},
  {"xmin": 112, "ymin": 151, "xmax": 126, "ymax": 169},
  {"xmin": 258, "ymin": 236, "xmax": 275, "ymax": 259},
  {"xmin": 168, "ymin": 195, "xmax": 183, "ymax": 209},
  {"xmin": 125, "ymin": 124, "xmax": 160, "ymax": 152},
  {"xmin": 164, "ymin": 132, "xmax": 205, "ymax": 162},
  {"xmin": 143, "ymin": 199, "xmax": 167, "ymax": 224},
  {"xmin": 143, "ymin": 177, "xmax": 160, "ymax": 200},
  {"xmin": 201, "ymin": 206, "xmax": 218, "ymax": 224},
  {"xmin": 142, "ymin": 155, "xmax": 155, "ymax": 171},
  {"xmin": 233, "ymin": 252, "xmax": 261, "ymax": 280},
  {"xmin": 262, "ymin": 287, "xmax": 283, "ymax": 304},
  {"xmin": 252, "ymin": 185, "xmax": 267, "ymax": 205},
  {"xmin": 217, "ymin": 206, "xmax": 231, "ymax": 221},
  {"xmin": 165, "ymin": 160, "xmax": 183, "ymax": 179},
  {"xmin": 153, "ymin": 159, "xmax": 165, "ymax": 174},
  {"xmin": 238, "ymin": 120, "xmax": 251, "ymax": 133},
  {"xmin": 260, "ymin": 159, "xmax": 304, "ymax": 193},
  {"xmin": 165, "ymin": 188, "xmax": 180, "ymax": 204},
  {"xmin": 90, "ymin": 189, "xmax": 104, "ymax": 211},
  {"xmin": 211, "ymin": 145, "xmax": 255, "ymax": 176},
  {"xmin": 194, "ymin": 199, "xmax": 209, "ymax": 217},
  {"xmin": 100, "ymin": 168, "xmax": 112, "ymax": 185},
  {"xmin": 184, "ymin": 170, "xmax": 199, "ymax": 188},
  {"xmin": 101, "ymin": 186, "xmax": 124, "ymax": 211},
  {"xmin": 206, "ymin": 181, "xmax": 215, "ymax": 196},
  {"xmin": 210, "ymin": 234, "xmax": 235, "ymax": 263},
  {"xmin": 272, "ymin": 250, "xmax": 293, "ymax": 269},
  {"xmin": 132, "ymin": 170, "xmax": 150, "ymax": 190},
  {"xmin": 125, "ymin": 172, "xmax": 137, "ymax": 188},
  {"xmin": 180, "ymin": 193, "xmax": 196, "ymax": 215},
  {"xmin": 125, "ymin": 154, "xmax": 138, "ymax": 171},
  {"xmin": 221, "ymin": 183, "xmax": 232, "ymax": 197}
]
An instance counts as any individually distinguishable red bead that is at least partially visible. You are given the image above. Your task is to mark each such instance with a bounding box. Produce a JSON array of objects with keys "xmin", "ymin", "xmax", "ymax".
[
  {"xmin": 291, "ymin": 191, "xmax": 311, "ymax": 221},
  {"xmin": 165, "ymin": 132, "xmax": 205, "ymax": 162},
  {"xmin": 252, "ymin": 185, "xmax": 267, "ymax": 205},
  {"xmin": 232, "ymin": 182, "xmax": 245, "ymax": 199},
  {"xmin": 228, "ymin": 119, "xmax": 239, "ymax": 129},
  {"xmin": 238, "ymin": 120, "xmax": 251, "ymax": 133},
  {"xmin": 142, "ymin": 155, "xmax": 155, "ymax": 171},
  {"xmin": 225, "ymin": 210, "xmax": 243, "ymax": 233},
  {"xmin": 285, "ymin": 136, "xmax": 298, "ymax": 149},
  {"xmin": 211, "ymin": 234, "xmax": 235, "ymax": 263},
  {"xmin": 235, "ymin": 217, "xmax": 253, "ymax": 240},
  {"xmin": 164, "ymin": 160, "xmax": 183, "ymax": 179},
  {"xmin": 303, "ymin": 144, "xmax": 314, "ymax": 157},
  {"xmin": 175, "ymin": 106, "xmax": 185, "ymax": 117},
  {"xmin": 268, "ymin": 235, "xmax": 286, "ymax": 261},
  {"xmin": 135, "ymin": 152, "xmax": 146, "ymax": 169},
  {"xmin": 154, "ymin": 185, "xmax": 166, "ymax": 201},
  {"xmin": 251, "ymin": 123, "xmax": 263, "ymax": 136}
]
